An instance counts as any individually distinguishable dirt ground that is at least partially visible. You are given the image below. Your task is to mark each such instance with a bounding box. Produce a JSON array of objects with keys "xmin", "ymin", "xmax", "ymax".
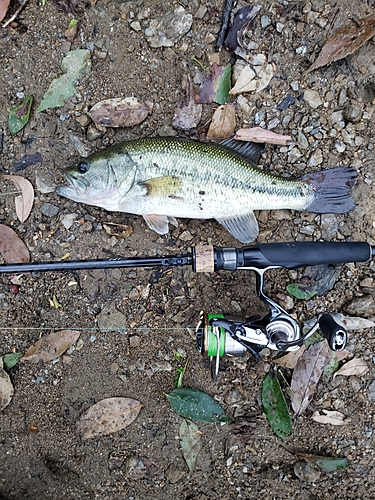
[{"xmin": 1, "ymin": 0, "xmax": 375, "ymax": 498}]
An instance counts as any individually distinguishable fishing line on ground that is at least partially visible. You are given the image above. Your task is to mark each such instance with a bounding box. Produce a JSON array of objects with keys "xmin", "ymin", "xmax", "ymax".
[{"xmin": 0, "ymin": 326, "xmax": 195, "ymax": 332}]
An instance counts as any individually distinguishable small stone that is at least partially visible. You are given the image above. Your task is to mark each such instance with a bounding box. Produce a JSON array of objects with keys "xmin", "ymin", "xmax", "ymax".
[
  {"xmin": 76, "ymin": 114, "xmax": 91, "ymax": 127},
  {"xmin": 290, "ymin": 81, "xmax": 299, "ymax": 91},
  {"xmin": 130, "ymin": 335, "xmax": 141, "ymax": 348},
  {"xmin": 368, "ymin": 380, "xmax": 375, "ymax": 401},
  {"xmin": 294, "ymin": 461, "xmax": 321, "ymax": 482},
  {"xmin": 87, "ymin": 124, "xmax": 104, "ymax": 141},
  {"xmin": 179, "ymin": 230, "xmax": 193, "ymax": 241},
  {"xmin": 300, "ymin": 224, "xmax": 315, "ymax": 236},
  {"xmin": 224, "ymin": 389, "xmax": 242, "ymax": 404},
  {"xmin": 276, "ymin": 22, "xmax": 284, "ymax": 33},
  {"xmin": 335, "ymin": 140, "xmax": 346, "ymax": 153},
  {"xmin": 345, "ymin": 296, "xmax": 375, "ymax": 318},
  {"xmin": 303, "ymin": 89, "xmax": 323, "ymax": 109},
  {"xmin": 307, "ymin": 149, "xmax": 323, "ymax": 167},
  {"xmin": 261, "ymin": 15, "xmax": 271, "ymax": 28},
  {"xmin": 60, "ymin": 213, "xmax": 77, "ymax": 230},
  {"xmin": 320, "ymin": 214, "xmax": 338, "ymax": 240},
  {"xmin": 97, "ymin": 304, "xmax": 127, "ymax": 332},
  {"xmin": 40, "ymin": 203, "xmax": 59, "ymax": 218},
  {"xmin": 344, "ymin": 104, "xmax": 363, "ymax": 123},
  {"xmin": 297, "ymin": 131, "xmax": 309, "ymax": 149},
  {"xmin": 130, "ymin": 21, "xmax": 141, "ymax": 31},
  {"xmin": 35, "ymin": 170, "xmax": 57, "ymax": 194}
]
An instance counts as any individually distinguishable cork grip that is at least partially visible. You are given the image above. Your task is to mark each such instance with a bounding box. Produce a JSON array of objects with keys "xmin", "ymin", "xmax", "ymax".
[{"xmin": 194, "ymin": 244, "xmax": 215, "ymax": 273}]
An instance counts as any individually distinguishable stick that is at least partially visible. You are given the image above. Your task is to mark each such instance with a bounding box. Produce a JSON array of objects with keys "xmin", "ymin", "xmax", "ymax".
[
  {"xmin": 216, "ymin": 0, "xmax": 234, "ymax": 51},
  {"xmin": 3, "ymin": 0, "xmax": 29, "ymax": 28}
]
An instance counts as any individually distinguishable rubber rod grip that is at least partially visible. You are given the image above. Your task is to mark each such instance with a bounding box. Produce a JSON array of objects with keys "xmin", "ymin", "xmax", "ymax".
[
  {"xmin": 256, "ymin": 242, "xmax": 371, "ymax": 269},
  {"xmin": 319, "ymin": 314, "xmax": 347, "ymax": 351}
]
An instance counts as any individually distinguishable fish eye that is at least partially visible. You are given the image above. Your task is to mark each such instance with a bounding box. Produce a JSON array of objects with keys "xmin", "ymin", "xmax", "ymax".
[{"xmin": 77, "ymin": 162, "xmax": 90, "ymax": 174}]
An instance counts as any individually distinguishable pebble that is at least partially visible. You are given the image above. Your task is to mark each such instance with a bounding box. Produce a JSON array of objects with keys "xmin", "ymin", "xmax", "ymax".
[
  {"xmin": 345, "ymin": 296, "xmax": 375, "ymax": 318},
  {"xmin": 294, "ymin": 461, "xmax": 321, "ymax": 482},
  {"xmin": 261, "ymin": 15, "xmax": 271, "ymax": 28},
  {"xmin": 60, "ymin": 213, "xmax": 78, "ymax": 230},
  {"xmin": 307, "ymin": 149, "xmax": 323, "ymax": 167},
  {"xmin": 320, "ymin": 214, "xmax": 338, "ymax": 240},
  {"xmin": 303, "ymin": 89, "xmax": 323, "ymax": 109},
  {"xmin": 97, "ymin": 304, "xmax": 127, "ymax": 333},
  {"xmin": 40, "ymin": 203, "xmax": 59, "ymax": 218},
  {"xmin": 368, "ymin": 380, "xmax": 375, "ymax": 401},
  {"xmin": 86, "ymin": 124, "xmax": 104, "ymax": 141},
  {"xmin": 179, "ymin": 230, "xmax": 193, "ymax": 241},
  {"xmin": 129, "ymin": 335, "xmax": 141, "ymax": 348}
]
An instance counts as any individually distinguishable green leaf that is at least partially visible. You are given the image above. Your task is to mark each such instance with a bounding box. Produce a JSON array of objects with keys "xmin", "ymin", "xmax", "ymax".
[
  {"xmin": 8, "ymin": 95, "xmax": 33, "ymax": 135},
  {"xmin": 287, "ymin": 283, "xmax": 317, "ymax": 300},
  {"xmin": 214, "ymin": 63, "xmax": 231, "ymax": 105},
  {"xmin": 309, "ymin": 455, "xmax": 350, "ymax": 472},
  {"xmin": 323, "ymin": 350, "xmax": 339, "ymax": 375},
  {"xmin": 262, "ymin": 373, "xmax": 292, "ymax": 439},
  {"xmin": 37, "ymin": 49, "xmax": 91, "ymax": 113},
  {"xmin": 180, "ymin": 419, "xmax": 202, "ymax": 473},
  {"xmin": 166, "ymin": 388, "xmax": 232, "ymax": 423},
  {"xmin": 68, "ymin": 19, "xmax": 78, "ymax": 28},
  {"xmin": 3, "ymin": 352, "xmax": 23, "ymax": 370},
  {"xmin": 174, "ymin": 359, "xmax": 188, "ymax": 389}
]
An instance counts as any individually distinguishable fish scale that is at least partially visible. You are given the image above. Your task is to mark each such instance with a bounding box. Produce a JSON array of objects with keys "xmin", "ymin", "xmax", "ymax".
[{"xmin": 56, "ymin": 136, "xmax": 357, "ymax": 243}]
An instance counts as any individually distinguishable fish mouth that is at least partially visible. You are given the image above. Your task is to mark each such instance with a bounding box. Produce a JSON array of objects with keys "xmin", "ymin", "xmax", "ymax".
[{"xmin": 55, "ymin": 171, "xmax": 90, "ymax": 198}]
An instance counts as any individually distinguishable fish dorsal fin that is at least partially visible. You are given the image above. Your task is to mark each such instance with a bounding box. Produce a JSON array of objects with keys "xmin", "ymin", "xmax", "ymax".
[
  {"xmin": 142, "ymin": 214, "xmax": 178, "ymax": 235},
  {"xmin": 216, "ymin": 212, "xmax": 259, "ymax": 243},
  {"xmin": 139, "ymin": 176, "xmax": 182, "ymax": 198},
  {"xmin": 218, "ymin": 138, "xmax": 264, "ymax": 165}
]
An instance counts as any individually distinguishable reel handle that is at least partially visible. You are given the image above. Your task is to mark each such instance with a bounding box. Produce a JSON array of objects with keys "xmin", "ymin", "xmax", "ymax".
[{"xmin": 319, "ymin": 314, "xmax": 347, "ymax": 351}]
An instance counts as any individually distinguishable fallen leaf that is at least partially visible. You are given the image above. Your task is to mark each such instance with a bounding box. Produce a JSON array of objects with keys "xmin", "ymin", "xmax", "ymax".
[
  {"xmin": 331, "ymin": 313, "xmax": 375, "ymax": 331},
  {"xmin": 206, "ymin": 104, "xmax": 236, "ymax": 140},
  {"xmin": 230, "ymin": 63, "xmax": 274, "ymax": 94},
  {"xmin": 37, "ymin": 49, "xmax": 91, "ymax": 112},
  {"xmin": 180, "ymin": 419, "xmax": 202, "ymax": 474},
  {"xmin": 173, "ymin": 74, "xmax": 202, "ymax": 131},
  {"xmin": 262, "ymin": 373, "xmax": 291, "ymax": 439},
  {"xmin": 2, "ymin": 352, "xmax": 23, "ymax": 371},
  {"xmin": 306, "ymin": 14, "xmax": 375, "ymax": 74},
  {"xmin": 312, "ymin": 410, "xmax": 351, "ymax": 426},
  {"xmin": 224, "ymin": 5, "xmax": 260, "ymax": 52},
  {"xmin": 286, "ymin": 283, "xmax": 317, "ymax": 300},
  {"xmin": 0, "ymin": 0, "xmax": 10, "ymax": 22},
  {"xmin": 90, "ymin": 97, "xmax": 149, "ymax": 128},
  {"xmin": 0, "ymin": 224, "xmax": 30, "ymax": 264},
  {"xmin": 4, "ymin": 175, "xmax": 34, "ymax": 223},
  {"xmin": 290, "ymin": 340, "xmax": 329, "ymax": 415},
  {"xmin": 21, "ymin": 330, "xmax": 80, "ymax": 363},
  {"xmin": 333, "ymin": 357, "xmax": 368, "ymax": 378},
  {"xmin": 0, "ymin": 358, "xmax": 14, "ymax": 411},
  {"xmin": 166, "ymin": 388, "xmax": 231, "ymax": 423},
  {"xmin": 297, "ymin": 452, "xmax": 350, "ymax": 472},
  {"xmin": 8, "ymin": 95, "xmax": 33, "ymax": 136},
  {"xmin": 102, "ymin": 223, "xmax": 133, "ymax": 239},
  {"xmin": 76, "ymin": 397, "xmax": 143, "ymax": 440},
  {"xmin": 235, "ymin": 127, "xmax": 292, "ymax": 145},
  {"xmin": 274, "ymin": 345, "xmax": 306, "ymax": 369},
  {"xmin": 196, "ymin": 63, "xmax": 231, "ymax": 105}
]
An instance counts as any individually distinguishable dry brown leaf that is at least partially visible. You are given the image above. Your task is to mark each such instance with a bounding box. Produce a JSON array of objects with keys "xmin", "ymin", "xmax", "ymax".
[
  {"xmin": 235, "ymin": 127, "xmax": 292, "ymax": 145},
  {"xmin": 312, "ymin": 410, "xmax": 351, "ymax": 426},
  {"xmin": 307, "ymin": 14, "xmax": 375, "ymax": 74},
  {"xmin": 207, "ymin": 104, "xmax": 236, "ymax": 140},
  {"xmin": 77, "ymin": 397, "xmax": 143, "ymax": 440},
  {"xmin": 21, "ymin": 330, "xmax": 80, "ymax": 363},
  {"xmin": 0, "ymin": 358, "xmax": 14, "ymax": 411},
  {"xmin": 0, "ymin": 224, "xmax": 30, "ymax": 264},
  {"xmin": 4, "ymin": 175, "xmax": 34, "ymax": 223},
  {"xmin": 333, "ymin": 357, "xmax": 368, "ymax": 378},
  {"xmin": 274, "ymin": 345, "xmax": 306, "ymax": 369},
  {"xmin": 173, "ymin": 74, "xmax": 202, "ymax": 131},
  {"xmin": 291, "ymin": 340, "xmax": 329, "ymax": 415},
  {"xmin": 0, "ymin": 0, "xmax": 10, "ymax": 22},
  {"xmin": 90, "ymin": 97, "xmax": 149, "ymax": 128}
]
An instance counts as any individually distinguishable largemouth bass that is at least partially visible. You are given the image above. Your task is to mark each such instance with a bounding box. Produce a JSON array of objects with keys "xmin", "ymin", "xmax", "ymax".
[{"xmin": 56, "ymin": 137, "xmax": 356, "ymax": 243}]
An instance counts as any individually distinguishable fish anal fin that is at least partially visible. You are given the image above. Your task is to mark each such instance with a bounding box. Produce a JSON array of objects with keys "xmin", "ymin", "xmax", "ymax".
[
  {"xmin": 140, "ymin": 176, "xmax": 182, "ymax": 198},
  {"xmin": 142, "ymin": 214, "xmax": 178, "ymax": 235},
  {"xmin": 216, "ymin": 212, "xmax": 259, "ymax": 243}
]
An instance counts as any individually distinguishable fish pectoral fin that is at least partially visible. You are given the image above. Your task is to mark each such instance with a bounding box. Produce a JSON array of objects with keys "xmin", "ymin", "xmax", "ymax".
[
  {"xmin": 142, "ymin": 214, "xmax": 175, "ymax": 235},
  {"xmin": 216, "ymin": 212, "xmax": 259, "ymax": 243},
  {"xmin": 139, "ymin": 176, "xmax": 182, "ymax": 198}
]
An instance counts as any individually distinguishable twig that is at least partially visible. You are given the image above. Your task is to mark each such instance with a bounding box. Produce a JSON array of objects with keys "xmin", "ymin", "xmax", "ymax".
[
  {"xmin": 216, "ymin": 0, "xmax": 234, "ymax": 51},
  {"xmin": 3, "ymin": 0, "xmax": 29, "ymax": 28}
]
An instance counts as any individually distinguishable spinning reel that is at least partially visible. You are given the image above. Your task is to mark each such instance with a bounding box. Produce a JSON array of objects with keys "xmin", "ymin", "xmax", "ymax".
[{"xmin": 195, "ymin": 266, "xmax": 347, "ymax": 380}]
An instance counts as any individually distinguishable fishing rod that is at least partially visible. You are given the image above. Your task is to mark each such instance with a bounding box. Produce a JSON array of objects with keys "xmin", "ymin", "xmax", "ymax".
[{"xmin": 1, "ymin": 241, "xmax": 374, "ymax": 380}]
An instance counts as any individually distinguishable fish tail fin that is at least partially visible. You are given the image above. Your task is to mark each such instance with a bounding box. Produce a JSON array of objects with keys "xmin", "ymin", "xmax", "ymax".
[{"xmin": 303, "ymin": 166, "xmax": 357, "ymax": 214}]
